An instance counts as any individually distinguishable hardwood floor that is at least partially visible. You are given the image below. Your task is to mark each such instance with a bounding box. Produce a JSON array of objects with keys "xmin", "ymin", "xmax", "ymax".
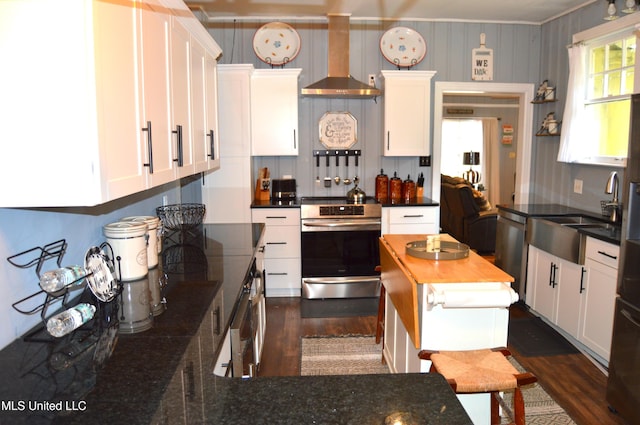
[{"xmin": 259, "ymin": 297, "xmax": 629, "ymax": 425}]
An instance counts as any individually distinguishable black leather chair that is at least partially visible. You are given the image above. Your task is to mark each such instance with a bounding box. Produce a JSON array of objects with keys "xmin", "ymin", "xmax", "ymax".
[{"xmin": 440, "ymin": 175, "xmax": 497, "ymax": 253}]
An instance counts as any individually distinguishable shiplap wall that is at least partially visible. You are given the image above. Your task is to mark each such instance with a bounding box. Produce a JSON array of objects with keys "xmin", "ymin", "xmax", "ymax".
[
  {"xmin": 205, "ymin": 1, "xmax": 627, "ymax": 211},
  {"xmin": 206, "ymin": 19, "xmax": 541, "ymax": 200},
  {"xmin": 534, "ymin": 3, "xmax": 627, "ymax": 211}
]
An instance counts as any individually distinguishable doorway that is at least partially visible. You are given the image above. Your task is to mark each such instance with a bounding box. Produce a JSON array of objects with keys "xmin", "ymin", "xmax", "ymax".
[{"xmin": 431, "ymin": 82, "xmax": 535, "ymax": 212}]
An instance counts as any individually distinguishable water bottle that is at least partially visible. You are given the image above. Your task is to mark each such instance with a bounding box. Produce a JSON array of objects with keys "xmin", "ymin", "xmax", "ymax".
[
  {"xmin": 46, "ymin": 303, "xmax": 96, "ymax": 338},
  {"xmin": 39, "ymin": 266, "xmax": 86, "ymax": 294}
]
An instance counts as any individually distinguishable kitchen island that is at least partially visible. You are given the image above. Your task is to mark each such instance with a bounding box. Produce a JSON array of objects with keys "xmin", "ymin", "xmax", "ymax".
[{"xmin": 379, "ymin": 233, "xmax": 518, "ymax": 424}]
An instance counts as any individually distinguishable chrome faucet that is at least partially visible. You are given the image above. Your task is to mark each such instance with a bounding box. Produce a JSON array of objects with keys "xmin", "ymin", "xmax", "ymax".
[{"xmin": 605, "ymin": 171, "xmax": 620, "ymax": 223}]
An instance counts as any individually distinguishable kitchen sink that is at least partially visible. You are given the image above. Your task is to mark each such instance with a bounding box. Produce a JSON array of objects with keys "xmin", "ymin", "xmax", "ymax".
[{"xmin": 526, "ymin": 215, "xmax": 617, "ymax": 264}]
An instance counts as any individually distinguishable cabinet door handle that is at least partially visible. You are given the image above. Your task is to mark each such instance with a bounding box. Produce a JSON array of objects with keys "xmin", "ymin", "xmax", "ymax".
[
  {"xmin": 207, "ymin": 129, "xmax": 215, "ymax": 160},
  {"xmin": 579, "ymin": 267, "xmax": 586, "ymax": 294},
  {"xmin": 293, "ymin": 129, "xmax": 297, "ymax": 150},
  {"xmin": 214, "ymin": 306, "xmax": 221, "ymax": 335},
  {"xmin": 142, "ymin": 121, "xmax": 154, "ymax": 174},
  {"xmin": 597, "ymin": 250, "xmax": 617, "ymax": 260},
  {"xmin": 183, "ymin": 361, "xmax": 195, "ymax": 401},
  {"xmin": 173, "ymin": 125, "xmax": 183, "ymax": 166},
  {"xmin": 552, "ymin": 263, "xmax": 558, "ymax": 288},
  {"xmin": 548, "ymin": 263, "xmax": 554, "ymax": 286},
  {"xmin": 267, "ymin": 272, "xmax": 288, "ymax": 276},
  {"xmin": 403, "ymin": 215, "xmax": 424, "ymax": 218},
  {"xmin": 266, "ymin": 241, "xmax": 287, "ymax": 245},
  {"xmin": 387, "ymin": 131, "xmax": 390, "ymax": 150}
]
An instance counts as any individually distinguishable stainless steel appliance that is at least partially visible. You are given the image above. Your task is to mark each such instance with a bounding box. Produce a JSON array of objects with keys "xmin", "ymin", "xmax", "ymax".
[
  {"xmin": 495, "ymin": 209, "xmax": 528, "ymax": 300},
  {"xmin": 271, "ymin": 178, "xmax": 297, "ymax": 201},
  {"xmin": 606, "ymin": 93, "xmax": 640, "ymax": 424},
  {"xmin": 300, "ymin": 197, "xmax": 381, "ymax": 316},
  {"xmin": 229, "ymin": 258, "xmax": 265, "ymax": 378}
]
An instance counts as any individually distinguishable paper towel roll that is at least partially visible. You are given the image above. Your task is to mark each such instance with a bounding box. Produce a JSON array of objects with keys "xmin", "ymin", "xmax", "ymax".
[{"xmin": 427, "ymin": 283, "xmax": 519, "ymax": 309}]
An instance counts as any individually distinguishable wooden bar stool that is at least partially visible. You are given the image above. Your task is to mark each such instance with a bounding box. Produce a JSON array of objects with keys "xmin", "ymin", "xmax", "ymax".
[{"xmin": 418, "ymin": 348, "xmax": 537, "ymax": 425}]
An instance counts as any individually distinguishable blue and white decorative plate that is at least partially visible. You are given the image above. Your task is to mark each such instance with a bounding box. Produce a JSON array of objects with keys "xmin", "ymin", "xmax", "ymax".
[
  {"xmin": 380, "ymin": 27, "xmax": 427, "ymax": 68},
  {"xmin": 253, "ymin": 22, "xmax": 301, "ymax": 66}
]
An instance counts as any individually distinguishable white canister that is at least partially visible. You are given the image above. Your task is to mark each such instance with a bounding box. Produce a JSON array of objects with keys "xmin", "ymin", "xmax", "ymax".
[
  {"xmin": 120, "ymin": 215, "xmax": 162, "ymax": 268},
  {"xmin": 103, "ymin": 221, "xmax": 149, "ymax": 281},
  {"xmin": 119, "ymin": 277, "xmax": 153, "ymax": 333}
]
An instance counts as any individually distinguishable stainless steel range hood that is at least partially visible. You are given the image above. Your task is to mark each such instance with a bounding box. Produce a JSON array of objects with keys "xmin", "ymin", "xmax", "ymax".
[{"xmin": 301, "ymin": 14, "xmax": 381, "ymax": 99}]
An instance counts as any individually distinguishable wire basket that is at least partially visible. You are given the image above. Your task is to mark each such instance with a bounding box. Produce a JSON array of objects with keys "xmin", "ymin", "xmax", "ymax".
[{"xmin": 156, "ymin": 203, "xmax": 206, "ymax": 231}]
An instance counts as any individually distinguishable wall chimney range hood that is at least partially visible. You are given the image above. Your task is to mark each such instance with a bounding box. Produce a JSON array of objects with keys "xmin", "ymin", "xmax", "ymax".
[{"xmin": 301, "ymin": 14, "xmax": 381, "ymax": 99}]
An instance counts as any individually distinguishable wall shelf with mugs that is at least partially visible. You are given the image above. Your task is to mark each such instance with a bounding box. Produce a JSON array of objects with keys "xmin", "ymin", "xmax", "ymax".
[
  {"xmin": 531, "ymin": 79, "xmax": 557, "ymax": 104},
  {"xmin": 535, "ymin": 112, "xmax": 561, "ymax": 137},
  {"xmin": 532, "ymin": 80, "xmax": 561, "ymax": 136}
]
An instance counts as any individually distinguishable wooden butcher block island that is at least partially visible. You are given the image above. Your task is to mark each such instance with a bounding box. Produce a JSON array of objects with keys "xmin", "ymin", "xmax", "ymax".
[
  {"xmin": 380, "ymin": 234, "xmax": 518, "ymax": 424},
  {"xmin": 379, "ymin": 233, "xmax": 516, "ymax": 367}
]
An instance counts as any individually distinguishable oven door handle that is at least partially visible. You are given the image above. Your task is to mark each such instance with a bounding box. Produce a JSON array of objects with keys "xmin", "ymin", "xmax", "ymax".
[
  {"xmin": 302, "ymin": 220, "xmax": 381, "ymax": 228},
  {"xmin": 303, "ymin": 277, "xmax": 380, "ymax": 284}
]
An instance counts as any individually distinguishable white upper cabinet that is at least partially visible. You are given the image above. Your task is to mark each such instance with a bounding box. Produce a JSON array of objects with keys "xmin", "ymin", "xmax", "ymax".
[
  {"xmin": 169, "ymin": 17, "xmax": 194, "ymax": 178},
  {"xmin": 0, "ymin": 0, "xmax": 221, "ymax": 207},
  {"xmin": 200, "ymin": 47, "xmax": 221, "ymax": 171},
  {"xmin": 382, "ymin": 70, "xmax": 436, "ymax": 157},
  {"xmin": 140, "ymin": 0, "xmax": 175, "ymax": 188},
  {"xmin": 251, "ymin": 69, "xmax": 302, "ymax": 156}
]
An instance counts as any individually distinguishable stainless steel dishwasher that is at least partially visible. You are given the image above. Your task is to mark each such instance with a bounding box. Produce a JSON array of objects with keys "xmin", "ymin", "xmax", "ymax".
[{"xmin": 495, "ymin": 209, "xmax": 528, "ymax": 301}]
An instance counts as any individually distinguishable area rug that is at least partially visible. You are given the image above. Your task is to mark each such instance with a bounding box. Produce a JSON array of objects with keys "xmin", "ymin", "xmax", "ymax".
[
  {"xmin": 300, "ymin": 335, "xmax": 389, "ymax": 375},
  {"xmin": 300, "ymin": 336, "xmax": 576, "ymax": 425},
  {"xmin": 509, "ymin": 316, "xmax": 579, "ymax": 357}
]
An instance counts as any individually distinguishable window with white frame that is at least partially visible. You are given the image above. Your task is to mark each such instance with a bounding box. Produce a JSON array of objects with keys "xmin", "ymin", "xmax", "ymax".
[
  {"xmin": 558, "ymin": 19, "xmax": 638, "ymax": 166},
  {"xmin": 585, "ymin": 33, "xmax": 634, "ymax": 157}
]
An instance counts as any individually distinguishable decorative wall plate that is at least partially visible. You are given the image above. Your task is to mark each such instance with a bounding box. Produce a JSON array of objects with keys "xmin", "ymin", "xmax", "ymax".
[
  {"xmin": 319, "ymin": 112, "xmax": 357, "ymax": 149},
  {"xmin": 380, "ymin": 27, "xmax": 427, "ymax": 68},
  {"xmin": 253, "ymin": 22, "xmax": 301, "ymax": 66}
]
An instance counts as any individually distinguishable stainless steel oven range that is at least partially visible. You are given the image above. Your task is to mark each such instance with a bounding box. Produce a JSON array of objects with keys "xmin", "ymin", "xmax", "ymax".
[{"xmin": 300, "ymin": 197, "xmax": 381, "ymax": 317}]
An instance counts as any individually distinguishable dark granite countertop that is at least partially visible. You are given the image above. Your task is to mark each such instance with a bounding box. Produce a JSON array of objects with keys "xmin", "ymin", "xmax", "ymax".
[
  {"xmin": 0, "ymin": 223, "xmax": 471, "ymax": 425},
  {"xmin": 377, "ymin": 196, "xmax": 439, "ymax": 207},
  {"xmin": 497, "ymin": 203, "xmax": 621, "ymax": 245},
  {"xmin": 251, "ymin": 197, "xmax": 439, "ymax": 208}
]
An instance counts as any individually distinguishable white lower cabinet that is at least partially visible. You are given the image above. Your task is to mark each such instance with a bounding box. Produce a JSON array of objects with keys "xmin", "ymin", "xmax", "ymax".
[
  {"xmin": 581, "ymin": 237, "xmax": 619, "ymax": 362},
  {"xmin": 251, "ymin": 208, "xmax": 301, "ymax": 297},
  {"xmin": 526, "ymin": 238, "xmax": 619, "ymax": 364},
  {"xmin": 527, "ymin": 246, "xmax": 585, "ymax": 339},
  {"xmin": 382, "ymin": 206, "xmax": 439, "ymax": 235},
  {"xmin": 383, "ymin": 290, "xmax": 421, "ymax": 374}
]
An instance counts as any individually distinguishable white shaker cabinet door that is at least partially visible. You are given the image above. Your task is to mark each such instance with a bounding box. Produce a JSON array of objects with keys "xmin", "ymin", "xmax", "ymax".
[
  {"xmin": 139, "ymin": 2, "xmax": 175, "ymax": 188},
  {"xmin": 170, "ymin": 16, "xmax": 194, "ymax": 178},
  {"xmin": 203, "ymin": 49, "xmax": 221, "ymax": 171},
  {"xmin": 0, "ymin": 0, "xmax": 146, "ymax": 206},
  {"xmin": 382, "ymin": 70, "xmax": 436, "ymax": 157},
  {"xmin": 250, "ymin": 69, "xmax": 301, "ymax": 156},
  {"xmin": 96, "ymin": 1, "xmax": 148, "ymax": 201}
]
